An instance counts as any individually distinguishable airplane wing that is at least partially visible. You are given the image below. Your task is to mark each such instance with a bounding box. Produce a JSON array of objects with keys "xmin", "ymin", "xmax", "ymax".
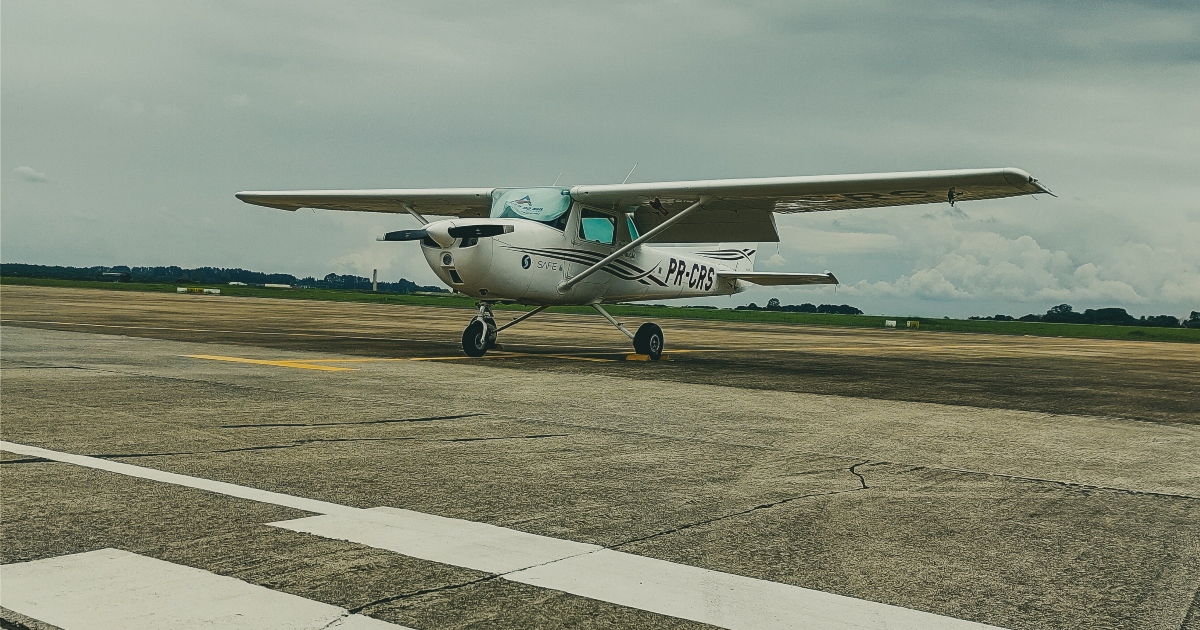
[
  {"xmin": 570, "ymin": 167, "xmax": 1049, "ymax": 243},
  {"xmin": 236, "ymin": 168, "xmax": 1048, "ymax": 243},
  {"xmin": 235, "ymin": 188, "xmax": 495, "ymax": 218},
  {"xmin": 716, "ymin": 271, "xmax": 839, "ymax": 286}
]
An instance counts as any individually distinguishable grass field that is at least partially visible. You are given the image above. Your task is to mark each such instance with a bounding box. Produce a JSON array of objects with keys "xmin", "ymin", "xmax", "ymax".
[{"xmin": 4, "ymin": 275, "xmax": 1198, "ymax": 343}]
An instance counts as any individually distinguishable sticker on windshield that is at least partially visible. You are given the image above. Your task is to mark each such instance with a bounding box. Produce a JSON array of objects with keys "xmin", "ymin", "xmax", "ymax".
[{"xmin": 492, "ymin": 188, "xmax": 570, "ymax": 222}]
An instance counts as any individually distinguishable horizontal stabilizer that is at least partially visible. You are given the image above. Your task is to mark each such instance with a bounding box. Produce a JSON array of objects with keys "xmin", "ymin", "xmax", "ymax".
[{"xmin": 716, "ymin": 271, "xmax": 839, "ymax": 286}]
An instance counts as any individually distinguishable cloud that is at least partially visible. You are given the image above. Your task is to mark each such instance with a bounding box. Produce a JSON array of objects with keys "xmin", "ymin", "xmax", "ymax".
[
  {"xmin": 14, "ymin": 166, "xmax": 49, "ymax": 183},
  {"xmin": 764, "ymin": 253, "xmax": 787, "ymax": 268},
  {"xmin": 328, "ymin": 224, "xmax": 433, "ymax": 280},
  {"xmin": 841, "ymin": 228, "xmax": 1183, "ymax": 304},
  {"xmin": 2, "ymin": 1, "xmax": 1197, "ymax": 318}
]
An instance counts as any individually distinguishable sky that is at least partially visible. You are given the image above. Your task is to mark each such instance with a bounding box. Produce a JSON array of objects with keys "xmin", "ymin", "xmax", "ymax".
[{"xmin": 3, "ymin": 0, "xmax": 1198, "ymax": 318}]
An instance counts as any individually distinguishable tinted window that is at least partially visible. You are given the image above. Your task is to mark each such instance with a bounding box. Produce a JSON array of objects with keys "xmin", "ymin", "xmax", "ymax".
[
  {"xmin": 491, "ymin": 188, "xmax": 571, "ymax": 230},
  {"xmin": 579, "ymin": 209, "xmax": 615, "ymax": 245}
]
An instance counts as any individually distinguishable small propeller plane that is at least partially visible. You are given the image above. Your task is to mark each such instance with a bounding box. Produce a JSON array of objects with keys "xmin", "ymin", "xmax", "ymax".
[{"xmin": 237, "ymin": 168, "xmax": 1049, "ymax": 359}]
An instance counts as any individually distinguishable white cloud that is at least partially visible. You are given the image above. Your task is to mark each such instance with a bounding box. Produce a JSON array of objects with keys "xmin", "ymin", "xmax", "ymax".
[
  {"xmin": 764, "ymin": 252, "xmax": 787, "ymax": 268},
  {"xmin": 328, "ymin": 224, "xmax": 432, "ymax": 280},
  {"xmin": 839, "ymin": 222, "xmax": 1198, "ymax": 305},
  {"xmin": 14, "ymin": 166, "xmax": 49, "ymax": 182},
  {"xmin": 3, "ymin": 1, "xmax": 1197, "ymax": 316}
]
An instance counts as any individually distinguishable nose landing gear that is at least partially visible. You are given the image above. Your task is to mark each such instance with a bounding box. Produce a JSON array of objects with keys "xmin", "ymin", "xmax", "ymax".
[{"xmin": 462, "ymin": 303, "xmax": 498, "ymax": 357}]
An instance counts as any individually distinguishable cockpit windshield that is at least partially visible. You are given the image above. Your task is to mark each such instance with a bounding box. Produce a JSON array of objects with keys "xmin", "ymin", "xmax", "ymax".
[{"xmin": 491, "ymin": 188, "xmax": 571, "ymax": 230}]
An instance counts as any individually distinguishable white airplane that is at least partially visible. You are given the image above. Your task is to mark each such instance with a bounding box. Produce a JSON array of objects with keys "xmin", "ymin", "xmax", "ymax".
[{"xmin": 237, "ymin": 168, "xmax": 1049, "ymax": 359}]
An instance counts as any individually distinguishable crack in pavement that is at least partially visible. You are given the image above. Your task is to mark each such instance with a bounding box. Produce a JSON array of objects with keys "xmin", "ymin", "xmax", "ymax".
[
  {"xmin": 1, "ymin": 362, "xmax": 462, "ymax": 423},
  {"xmin": 22, "ymin": 345, "xmax": 1193, "ymax": 499},
  {"xmin": 510, "ymin": 412, "xmax": 1200, "ymax": 499},
  {"xmin": 343, "ymin": 465, "xmax": 873, "ymax": 616},
  {"xmin": 5, "ymin": 434, "xmax": 576, "ymax": 462},
  {"xmin": 610, "ymin": 488, "xmax": 865, "ymax": 551},
  {"xmin": 347, "ymin": 574, "xmax": 501, "ymax": 615},
  {"xmin": 609, "ymin": 463, "xmax": 873, "ymax": 551},
  {"xmin": 0, "ymin": 365, "xmax": 88, "ymax": 370},
  {"xmin": 919, "ymin": 464, "xmax": 1200, "ymax": 500},
  {"xmin": 444, "ymin": 434, "xmax": 566, "ymax": 442},
  {"xmin": 221, "ymin": 413, "xmax": 485, "ymax": 428},
  {"xmin": 849, "ymin": 460, "xmax": 870, "ymax": 489},
  {"xmin": 1181, "ymin": 580, "xmax": 1200, "ymax": 630}
]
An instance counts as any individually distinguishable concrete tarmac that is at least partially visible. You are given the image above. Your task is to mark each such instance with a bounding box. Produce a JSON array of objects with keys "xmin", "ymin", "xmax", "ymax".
[{"xmin": 2, "ymin": 285, "xmax": 1199, "ymax": 629}]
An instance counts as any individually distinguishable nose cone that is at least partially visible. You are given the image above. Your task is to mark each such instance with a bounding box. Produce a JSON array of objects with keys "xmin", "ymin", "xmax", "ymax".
[{"xmin": 424, "ymin": 221, "xmax": 456, "ymax": 248}]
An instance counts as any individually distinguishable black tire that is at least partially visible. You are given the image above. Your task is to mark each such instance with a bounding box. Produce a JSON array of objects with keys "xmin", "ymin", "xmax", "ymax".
[
  {"xmin": 633, "ymin": 322, "xmax": 664, "ymax": 360},
  {"xmin": 462, "ymin": 320, "xmax": 489, "ymax": 357}
]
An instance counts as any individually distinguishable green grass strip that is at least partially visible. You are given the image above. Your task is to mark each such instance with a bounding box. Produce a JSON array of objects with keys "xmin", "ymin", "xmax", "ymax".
[{"xmin": 4, "ymin": 275, "xmax": 1197, "ymax": 344}]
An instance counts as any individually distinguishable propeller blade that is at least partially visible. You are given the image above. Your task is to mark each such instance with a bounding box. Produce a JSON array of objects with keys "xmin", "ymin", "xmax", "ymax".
[
  {"xmin": 379, "ymin": 229, "xmax": 428, "ymax": 242},
  {"xmin": 447, "ymin": 224, "xmax": 514, "ymax": 239}
]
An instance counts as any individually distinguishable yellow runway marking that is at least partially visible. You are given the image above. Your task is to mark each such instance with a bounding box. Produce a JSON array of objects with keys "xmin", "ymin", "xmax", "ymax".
[
  {"xmin": 409, "ymin": 352, "xmax": 617, "ymax": 363},
  {"xmin": 284, "ymin": 358, "xmax": 409, "ymax": 363},
  {"xmin": 185, "ymin": 355, "xmax": 356, "ymax": 371},
  {"xmin": 187, "ymin": 353, "xmax": 618, "ymax": 368}
]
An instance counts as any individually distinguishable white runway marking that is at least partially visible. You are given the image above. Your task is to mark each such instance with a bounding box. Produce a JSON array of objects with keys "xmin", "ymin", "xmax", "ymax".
[
  {"xmin": 0, "ymin": 548, "xmax": 410, "ymax": 630},
  {"xmin": 273, "ymin": 507, "xmax": 599, "ymax": 574},
  {"xmin": 276, "ymin": 510, "xmax": 998, "ymax": 630},
  {"xmin": 2, "ymin": 441, "xmax": 1004, "ymax": 630}
]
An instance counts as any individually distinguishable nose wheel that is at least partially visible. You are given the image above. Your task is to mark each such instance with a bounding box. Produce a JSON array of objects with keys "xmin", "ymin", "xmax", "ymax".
[{"xmin": 462, "ymin": 303, "xmax": 498, "ymax": 357}]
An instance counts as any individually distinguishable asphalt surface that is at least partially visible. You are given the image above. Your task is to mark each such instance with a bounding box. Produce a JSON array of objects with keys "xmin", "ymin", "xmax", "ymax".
[{"xmin": 2, "ymin": 285, "xmax": 1199, "ymax": 629}]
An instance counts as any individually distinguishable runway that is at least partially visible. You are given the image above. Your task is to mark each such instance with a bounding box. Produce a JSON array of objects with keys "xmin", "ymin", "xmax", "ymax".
[{"xmin": 2, "ymin": 285, "xmax": 1199, "ymax": 629}]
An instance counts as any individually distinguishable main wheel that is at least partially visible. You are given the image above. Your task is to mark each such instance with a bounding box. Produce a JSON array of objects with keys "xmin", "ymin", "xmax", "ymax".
[
  {"xmin": 462, "ymin": 319, "xmax": 489, "ymax": 357},
  {"xmin": 633, "ymin": 322, "xmax": 664, "ymax": 360}
]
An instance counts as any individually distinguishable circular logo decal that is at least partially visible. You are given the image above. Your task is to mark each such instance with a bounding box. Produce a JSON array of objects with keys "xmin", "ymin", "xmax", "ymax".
[
  {"xmin": 441, "ymin": 253, "xmax": 453, "ymax": 266},
  {"xmin": 521, "ymin": 255, "xmax": 531, "ymax": 269}
]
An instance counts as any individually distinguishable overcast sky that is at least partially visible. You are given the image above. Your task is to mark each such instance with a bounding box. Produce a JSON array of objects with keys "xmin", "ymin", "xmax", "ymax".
[{"xmin": 4, "ymin": 1, "xmax": 1198, "ymax": 317}]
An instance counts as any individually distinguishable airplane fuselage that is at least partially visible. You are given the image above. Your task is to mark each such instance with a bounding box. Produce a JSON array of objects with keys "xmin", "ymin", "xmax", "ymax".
[{"xmin": 420, "ymin": 210, "xmax": 754, "ymax": 305}]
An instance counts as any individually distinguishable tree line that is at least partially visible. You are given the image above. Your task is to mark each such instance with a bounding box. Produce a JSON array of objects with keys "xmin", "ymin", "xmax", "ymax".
[
  {"xmin": 737, "ymin": 298, "xmax": 864, "ymax": 315},
  {"xmin": 0, "ymin": 263, "xmax": 447, "ymax": 295},
  {"xmin": 970, "ymin": 304, "xmax": 1199, "ymax": 329}
]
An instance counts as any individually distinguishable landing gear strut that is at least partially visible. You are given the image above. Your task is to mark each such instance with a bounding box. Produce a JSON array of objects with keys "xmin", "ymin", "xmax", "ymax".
[
  {"xmin": 460, "ymin": 302, "xmax": 664, "ymax": 360},
  {"xmin": 462, "ymin": 303, "xmax": 550, "ymax": 357},
  {"xmin": 592, "ymin": 303, "xmax": 664, "ymax": 360}
]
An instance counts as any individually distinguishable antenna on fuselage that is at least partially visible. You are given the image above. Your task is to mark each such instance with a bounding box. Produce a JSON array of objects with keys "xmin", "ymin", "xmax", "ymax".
[{"xmin": 622, "ymin": 162, "xmax": 638, "ymax": 185}]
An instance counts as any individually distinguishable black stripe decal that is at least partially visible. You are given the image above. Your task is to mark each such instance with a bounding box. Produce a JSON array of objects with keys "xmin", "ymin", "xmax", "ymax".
[{"xmin": 504, "ymin": 246, "xmax": 656, "ymax": 281}]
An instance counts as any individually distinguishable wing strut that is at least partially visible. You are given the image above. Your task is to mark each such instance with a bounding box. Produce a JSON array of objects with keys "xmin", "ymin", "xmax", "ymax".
[
  {"xmin": 558, "ymin": 197, "xmax": 710, "ymax": 293},
  {"xmin": 402, "ymin": 204, "xmax": 429, "ymax": 225}
]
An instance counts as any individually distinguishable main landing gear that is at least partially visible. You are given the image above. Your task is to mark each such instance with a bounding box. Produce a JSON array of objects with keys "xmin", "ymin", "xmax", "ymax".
[{"xmin": 460, "ymin": 302, "xmax": 665, "ymax": 360}]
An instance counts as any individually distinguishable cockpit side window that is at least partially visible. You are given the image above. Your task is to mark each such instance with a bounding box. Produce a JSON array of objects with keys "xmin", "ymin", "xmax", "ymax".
[{"xmin": 579, "ymin": 208, "xmax": 616, "ymax": 245}]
